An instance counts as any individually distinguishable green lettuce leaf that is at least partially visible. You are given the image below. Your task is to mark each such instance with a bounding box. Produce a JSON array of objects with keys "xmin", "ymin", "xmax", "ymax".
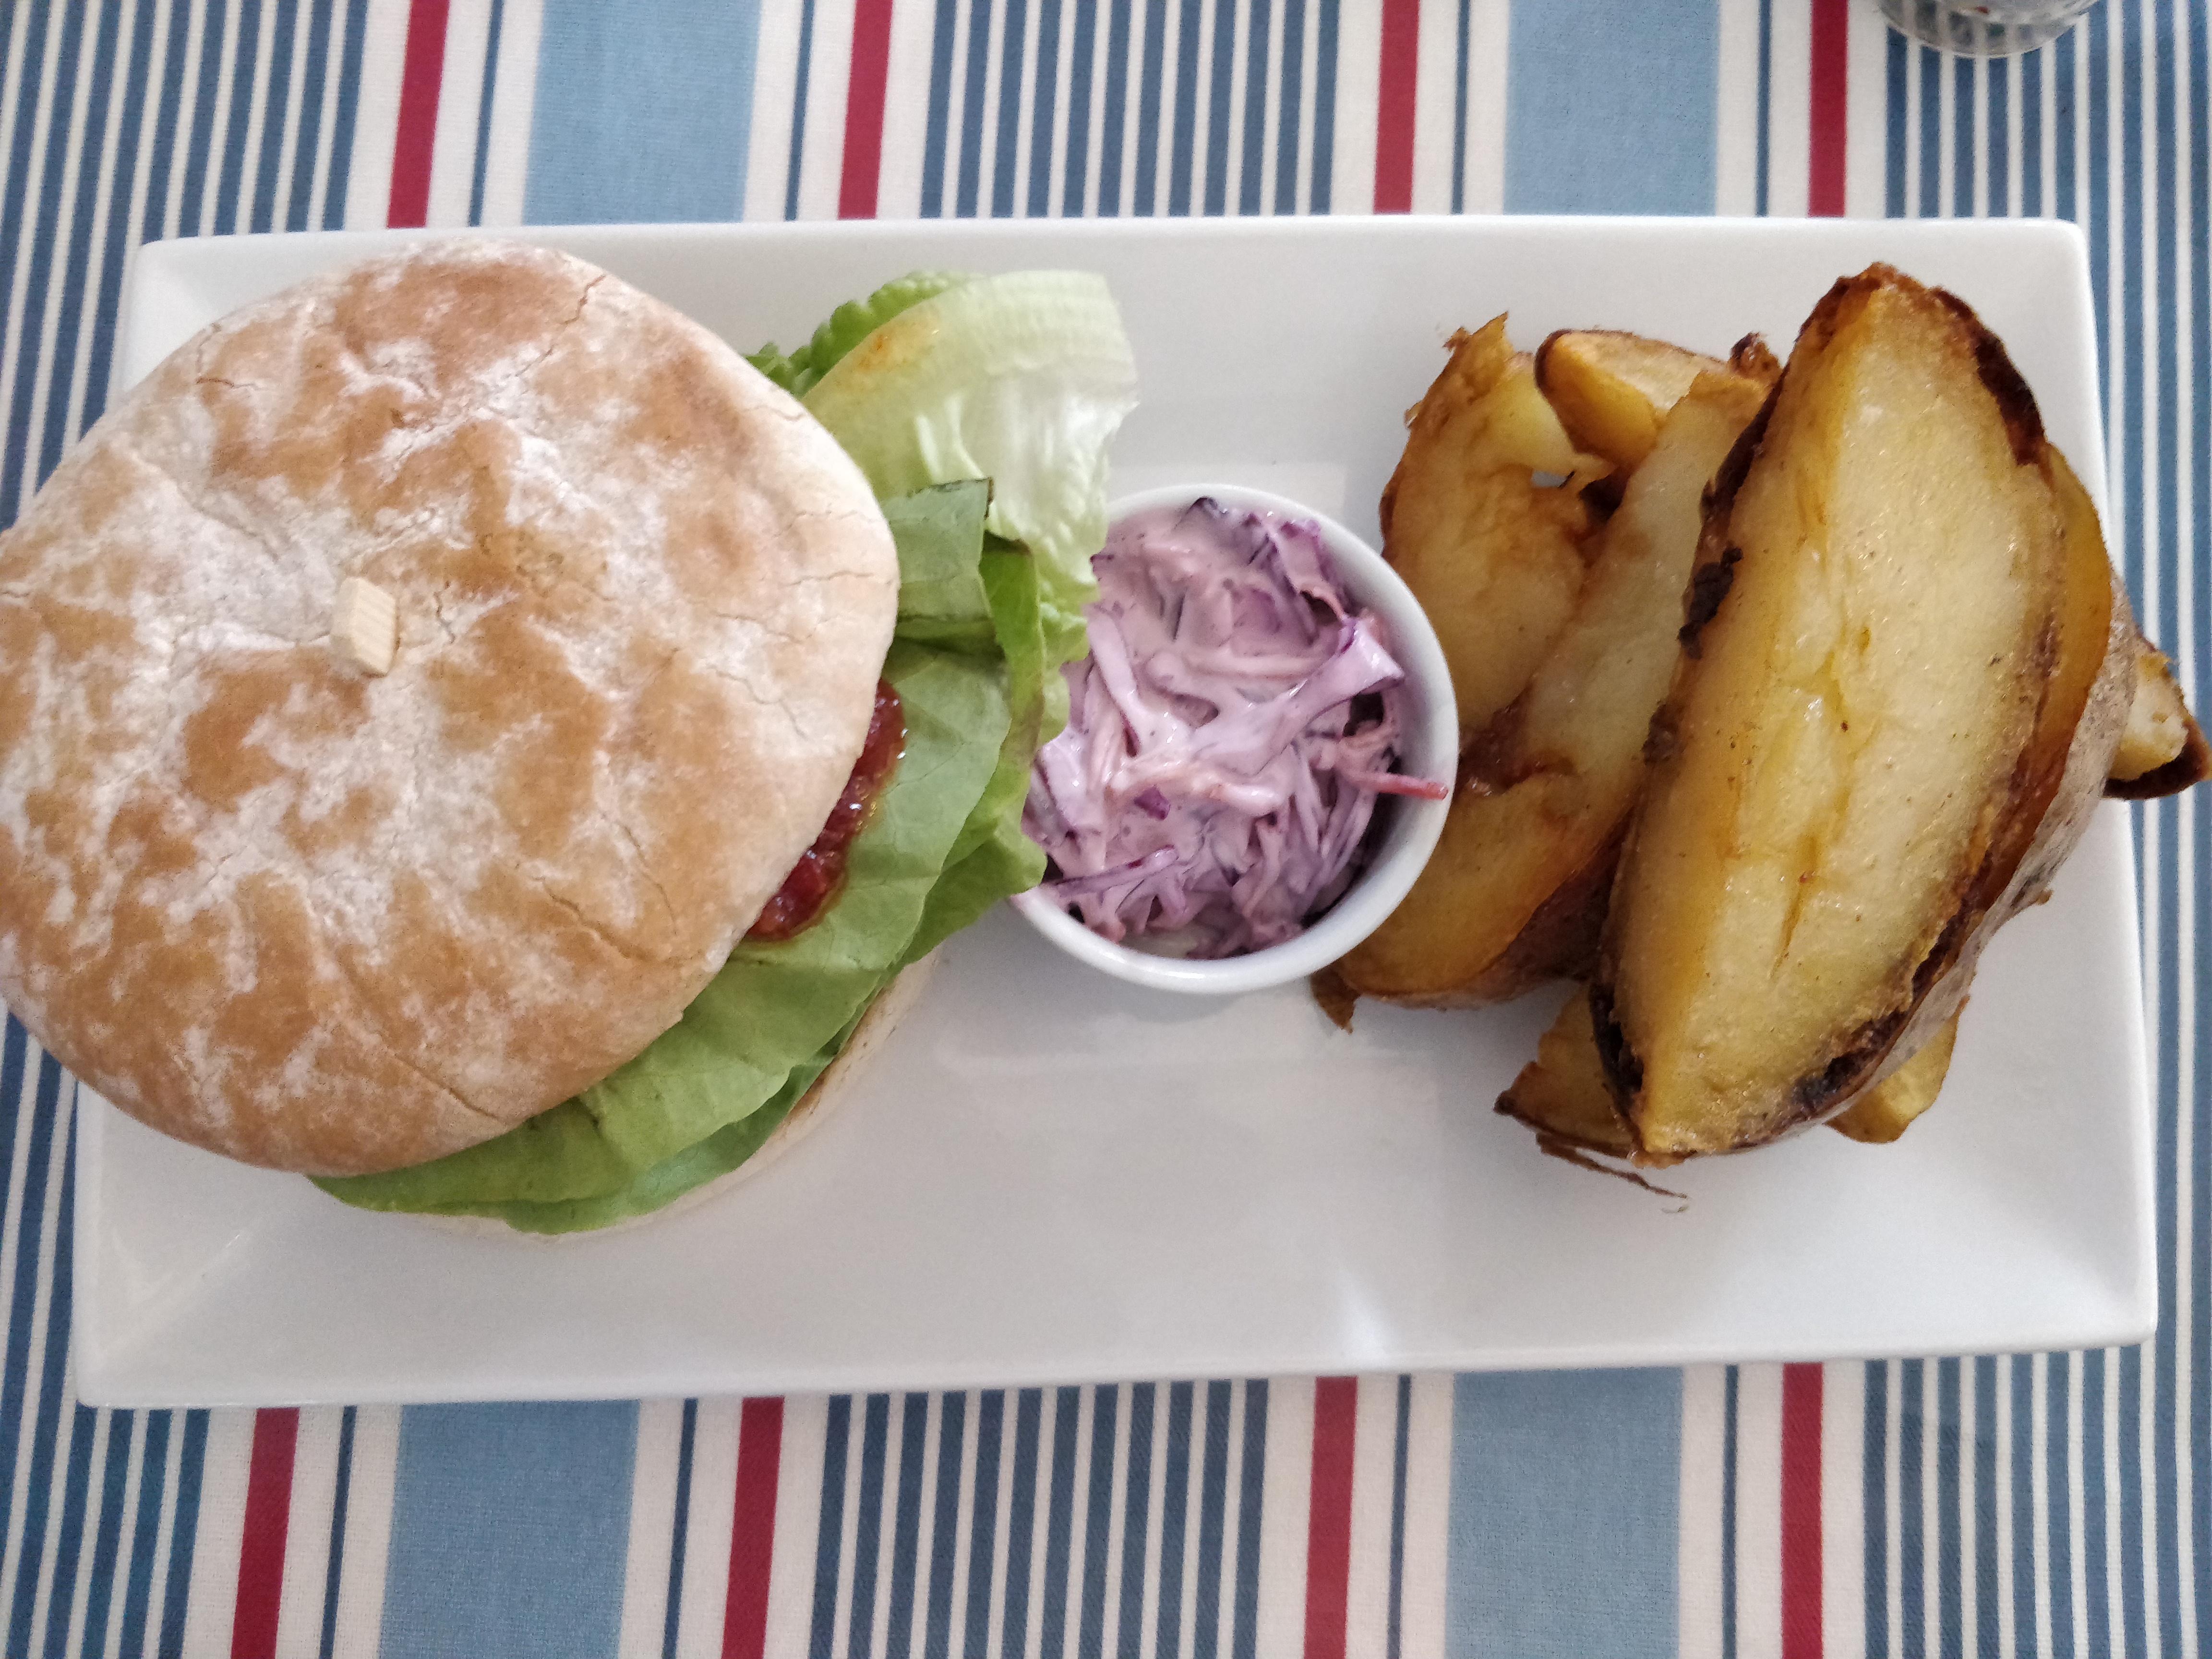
[{"xmin": 745, "ymin": 272, "xmax": 969, "ymax": 398}]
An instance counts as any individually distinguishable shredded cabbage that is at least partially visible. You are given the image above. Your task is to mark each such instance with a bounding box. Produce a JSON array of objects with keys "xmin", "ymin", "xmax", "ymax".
[{"xmin": 1023, "ymin": 499, "xmax": 1448, "ymax": 957}]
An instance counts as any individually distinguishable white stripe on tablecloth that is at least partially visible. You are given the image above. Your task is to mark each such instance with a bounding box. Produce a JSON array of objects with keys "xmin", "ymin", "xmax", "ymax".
[
  {"xmin": 1768, "ymin": 0, "xmax": 1814, "ymax": 218},
  {"xmin": 877, "ymin": 0, "xmax": 937, "ymax": 216},
  {"xmin": 766, "ymin": 1395, "xmax": 830, "ymax": 1659},
  {"xmin": 272, "ymin": 1408, "xmax": 348, "ymax": 1659},
  {"xmin": 615, "ymin": 1398, "xmax": 686, "ymax": 1659},
  {"xmin": 476, "ymin": 0, "xmax": 541, "ymax": 227},
  {"xmin": 1843, "ymin": 0, "xmax": 1888, "ymax": 218},
  {"xmin": 176, "ymin": 1407, "xmax": 254, "ymax": 1659},
  {"xmin": 1255, "ymin": 1375, "xmax": 1310, "ymax": 1658},
  {"xmin": 1399, "ymin": 1372, "xmax": 1452, "ymax": 1659},
  {"xmin": 421, "ymin": 0, "xmax": 493, "ymax": 227},
  {"xmin": 0, "ymin": 0, "xmax": 70, "ymax": 517},
  {"xmin": 1330, "ymin": 0, "xmax": 1376, "ymax": 216},
  {"xmin": 1345, "ymin": 1376, "xmax": 1395, "ymax": 1659},
  {"xmin": 798, "ymin": 0, "xmax": 855, "ymax": 223},
  {"xmin": 329, "ymin": 1406, "xmax": 401, "ymax": 1657},
  {"xmin": 1734, "ymin": 1364, "xmax": 1784, "ymax": 1659},
  {"xmin": 342, "ymin": 0, "xmax": 412, "ymax": 228},
  {"xmin": 1822, "ymin": 1361, "xmax": 1866, "ymax": 1659},
  {"xmin": 1677, "ymin": 1364, "xmax": 1726, "ymax": 1659},
  {"xmin": 1460, "ymin": 0, "xmax": 1511, "ymax": 216},
  {"xmin": 1714, "ymin": 0, "xmax": 1761, "ymax": 216},
  {"xmin": 669, "ymin": 1397, "xmax": 738, "ymax": 1659},
  {"xmin": 744, "ymin": 0, "xmax": 804, "ymax": 222},
  {"xmin": 1, "ymin": 1067, "xmax": 79, "ymax": 1656}
]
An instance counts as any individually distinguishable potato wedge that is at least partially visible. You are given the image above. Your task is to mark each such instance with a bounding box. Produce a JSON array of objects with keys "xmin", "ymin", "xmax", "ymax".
[
  {"xmin": 1380, "ymin": 317, "xmax": 1609, "ymax": 734},
  {"xmin": 1828, "ymin": 1012, "xmax": 1959, "ymax": 1142},
  {"xmin": 1592, "ymin": 265, "xmax": 2137, "ymax": 1161},
  {"xmin": 1501, "ymin": 988, "xmax": 1961, "ymax": 1156},
  {"xmin": 1534, "ymin": 330, "xmax": 1781, "ymax": 476},
  {"xmin": 2107, "ymin": 643, "xmax": 2211, "ymax": 797},
  {"xmin": 1337, "ymin": 368, "xmax": 1771, "ymax": 1006}
]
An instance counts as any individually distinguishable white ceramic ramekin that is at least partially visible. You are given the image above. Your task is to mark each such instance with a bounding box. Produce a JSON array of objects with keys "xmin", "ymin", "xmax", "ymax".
[{"xmin": 1011, "ymin": 483, "xmax": 1457, "ymax": 995}]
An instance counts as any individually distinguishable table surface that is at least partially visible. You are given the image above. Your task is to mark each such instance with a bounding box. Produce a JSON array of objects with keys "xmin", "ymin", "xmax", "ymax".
[{"xmin": 1, "ymin": 1, "xmax": 2204, "ymax": 1655}]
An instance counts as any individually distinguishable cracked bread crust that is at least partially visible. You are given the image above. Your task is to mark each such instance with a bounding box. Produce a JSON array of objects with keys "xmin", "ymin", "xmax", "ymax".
[{"xmin": 0, "ymin": 240, "xmax": 899, "ymax": 1176}]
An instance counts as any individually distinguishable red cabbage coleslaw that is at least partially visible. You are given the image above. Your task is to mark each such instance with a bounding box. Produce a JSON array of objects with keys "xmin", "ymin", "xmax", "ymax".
[{"xmin": 1023, "ymin": 497, "xmax": 1449, "ymax": 958}]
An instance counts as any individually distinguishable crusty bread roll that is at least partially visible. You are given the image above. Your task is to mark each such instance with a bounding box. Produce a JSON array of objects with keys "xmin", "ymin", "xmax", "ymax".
[{"xmin": 0, "ymin": 241, "xmax": 899, "ymax": 1177}]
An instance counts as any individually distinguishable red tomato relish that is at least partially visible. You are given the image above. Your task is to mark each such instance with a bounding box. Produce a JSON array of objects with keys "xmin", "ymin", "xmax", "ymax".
[{"xmin": 745, "ymin": 681, "xmax": 906, "ymax": 942}]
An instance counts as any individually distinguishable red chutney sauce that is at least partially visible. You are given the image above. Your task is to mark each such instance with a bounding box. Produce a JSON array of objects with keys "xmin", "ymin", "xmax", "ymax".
[{"xmin": 746, "ymin": 680, "xmax": 905, "ymax": 942}]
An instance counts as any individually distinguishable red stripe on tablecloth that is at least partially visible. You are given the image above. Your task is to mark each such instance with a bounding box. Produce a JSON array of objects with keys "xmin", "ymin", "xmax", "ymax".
[
  {"xmin": 231, "ymin": 1407, "xmax": 300, "ymax": 1659},
  {"xmin": 1303, "ymin": 1378, "xmax": 1358, "ymax": 1659},
  {"xmin": 722, "ymin": 1397, "xmax": 784, "ymax": 1659},
  {"xmin": 839, "ymin": 0, "xmax": 896, "ymax": 217},
  {"xmin": 1373, "ymin": 0, "xmax": 1419, "ymax": 213},
  {"xmin": 1780, "ymin": 1364, "xmax": 1825, "ymax": 1659},
  {"xmin": 386, "ymin": 0, "xmax": 451, "ymax": 228},
  {"xmin": 1807, "ymin": 0, "xmax": 1849, "ymax": 216}
]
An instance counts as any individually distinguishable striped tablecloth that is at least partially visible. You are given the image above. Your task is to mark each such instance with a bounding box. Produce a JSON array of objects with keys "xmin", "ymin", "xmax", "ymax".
[{"xmin": 1, "ymin": 1, "xmax": 2205, "ymax": 1654}]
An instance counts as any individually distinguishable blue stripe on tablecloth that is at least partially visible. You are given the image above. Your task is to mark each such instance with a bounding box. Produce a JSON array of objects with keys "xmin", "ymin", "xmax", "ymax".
[
  {"xmin": 2010, "ymin": 1360, "xmax": 2035, "ymax": 1659},
  {"xmin": 1078, "ymin": 1384, "xmax": 1118, "ymax": 1655},
  {"xmin": 990, "ymin": 0, "xmax": 1028, "ymax": 217},
  {"xmin": 1886, "ymin": 26, "xmax": 1906, "ymax": 216},
  {"xmin": 1277, "ymin": 0, "xmax": 1308, "ymax": 214},
  {"xmin": 923, "ymin": 1392, "xmax": 963, "ymax": 1657},
  {"xmin": 1238, "ymin": 0, "xmax": 1267, "ymax": 214},
  {"xmin": 1448, "ymin": 0, "xmax": 1469, "ymax": 213},
  {"xmin": 1754, "ymin": 0, "xmax": 1772, "ymax": 214},
  {"xmin": 1094, "ymin": 0, "xmax": 1131, "ymax": 215},
  {"xmin": 887, "ymin": 1393, "xmax": 928, "ymax": 1656},
  {"xmin": 850, "ymin": 1394, "xmax": 891, "ymax": 1655},
  {"xmin": 325, "ymin": 0, "xmax": 368, "ymax": 227},
  {"xmin": 81, "ymin": 1409, "xmax": 132, "ymax": 1658},
  {"xmin": 1935, "ymin": 1356, "xmax": 1961, "ymax": 1657},
  {"xmin": 1039, "ymin": 1384, "xmax": 1080, "ymax": 1655},
  {"xmin": 174, "ymin": 0, "xmax": 224, "ymax": 239},
  {"xmin": 1000, "ymin": 1387, "xmax": 1042, "ymax": 1655},
  {"xmin": 2149, "ymin": 0, "xmax": 2185, "ymax": 1647},
  {"xmin": 1446, "ymin": 1370, "xmax": 1679, "ymax": 1656},
  {"xmin": 1973, "ymin": 1357, "xmax": 1998, "ymax": 1659},
  {"xmin": 1916, "ymin": 42, "xmax": 1938, "ymax": 217},
  {"xmin": 661, "ymin": 1399, "xmax": 696, "ymax": 1659},
  {"xmin": 1232, "ymin": 1379, "xmax": 1266, "ymax": 1659},
  {"xmin": 809, "ymin": 1394, "xmax": 851, "ymax": 1659},
  {"xmin": 381, "ymin": 1403, "xmax": 637, "ymax": 1659},
  {"xmin": 784, "ymin": 0, "xmax": 816, "ymax": 220},
  {"xmin": 1865, "ymin": 1362, "xmax": 1890, "ymax": 1659},
  {"xmin": 159, "ymin": 1408, "xmax": 210, "ymax": 1659},
  {"xmin": 1386, "ymin": 1374, "xmax": 1410, "ymax": 1659},
  {"xmin": 2191, "ymin": 9, "xmax": 2212, "ymax": 1653},
  {"xmin": 321, "ymin": 1405, "xmax": 358, "ymax": 1659},
  {"xmin": 1900, "ymin": 1358, "xmax": 1925, "ymax": 1659},
  {"xmin": 1949, "ymin": 52, "xmax": 1970, "ymax": 216},
  {"xmin": 1026, "ymin": 0, "xmax": 1061, "ymax": 216},
  {"xmin": 0, "ymin": 0, "xmax": 74, "ymax": 526},
  {"xmin": 466, "ymin": 0, "xmax": 505, "ymax": 226},
  {"xmin": 1193, "ymin": 1380, "xmax": 1229, "ymax": 1659},
  {"xmin": 1118, "ymin": 1383, "xmax": 1155, "ymax": 1652},
  {"xmin": 521, "ymin": 0, "xmax": 759, "ymax": 225},
  {"xmin": 285, "ymin": 0, "xmax": 334, "ymax": 231},
  {"xmin": 1157, "ymin": 1381, "xmax": 1192, "ymax": 1659},
  {"xmin": 1201, "ymin": 0, "xmax": 1233, "ymax": 216},
  {"xmin": 0, "ymin": 1050, "xmax": 64, "ymax": 1602},
  {"xmin": 2047, "ymin": 1355, "xmax": 2075, "ymax": 1659},
  {"xmin": 248, "ymin": 0, "xmax": 294, "ymax": 232},
  {"xmin": 953, "ymin": 0, "xmax": 991, "ymax": 216},
  {"xmin": 2021, "ymin": 46, "xmax": 2043, "ymax": 216},
  {"xmin": 34, "ymin": 0, "xmax": 121, "ymax": 486},
  {"xmin": 1168, "ymin": 0, "xmax": 1203, "ymax": 216},
  {"xmin": 964, "ymin": 1391, "xmax": 1005, "ymax": 1657},
  {"xmin": 920, "ymin": 0, "xmax": 957, "ymax": 217},
  {"xmin": 1061, "ymin": 0, "xmax": 1096, "ymax": 213},
  {"xmin": 1985, "ymin": 53, "xmax": 2008, "ymax": 216},
  {"xmin": 212, "ymin": 0, "xmax": 263, "ymax": 234},
  {"xmin": 1502, "ymin": 0, "xmax": 1716, "ymax": 215},
  {"xmin": 1132, "ymin": 0, "xmax": 1166, "ymax": 214},
  {"xmin": 1310, "ymin": 0, "xmax": 1337, "ymax": 212},
  {"xmin": 118, "ymin": 1407, "xmax": 168, "ymax": 1659},
  {"xmin": 2083, "ymin": 1346, "xmax": 2110, "ymax": 1653},
  {"xmin": 1721, "ymin": 1367, "xmax": 1738, "ymax": 1659}
]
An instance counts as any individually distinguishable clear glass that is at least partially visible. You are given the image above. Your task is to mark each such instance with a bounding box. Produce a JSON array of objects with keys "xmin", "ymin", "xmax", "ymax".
[{"xmin": 1879, "ymin": 0, "xmax": 2100, "ymax": 56}]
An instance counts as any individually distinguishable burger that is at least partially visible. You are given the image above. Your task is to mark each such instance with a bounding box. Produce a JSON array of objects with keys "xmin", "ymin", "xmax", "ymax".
[{"xmin": 0, "ymin": 240, "xmax": 1135, "ymax": 1232}]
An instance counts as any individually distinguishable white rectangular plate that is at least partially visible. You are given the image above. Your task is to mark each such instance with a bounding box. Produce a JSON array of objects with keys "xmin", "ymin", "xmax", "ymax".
[{"xmin": 73, "ymin": 216, "xmax": 2152, "ymax": 1407}]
